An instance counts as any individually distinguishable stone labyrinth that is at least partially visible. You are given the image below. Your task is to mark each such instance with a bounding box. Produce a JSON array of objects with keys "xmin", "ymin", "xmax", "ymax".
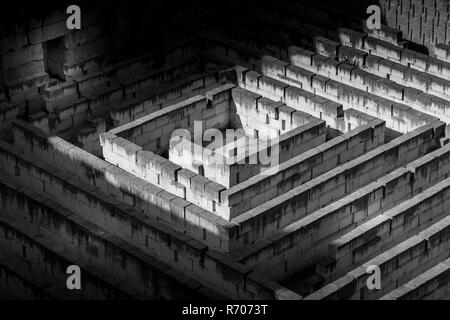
[{"xmin": 1, "ymin": 0, "xmax": 450, "ymax": 300}]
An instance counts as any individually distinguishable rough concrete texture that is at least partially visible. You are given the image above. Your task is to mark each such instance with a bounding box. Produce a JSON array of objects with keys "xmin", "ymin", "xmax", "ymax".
[{"xmin": 1, "ymin": 0, "xmax": 450, "ymax": 301}]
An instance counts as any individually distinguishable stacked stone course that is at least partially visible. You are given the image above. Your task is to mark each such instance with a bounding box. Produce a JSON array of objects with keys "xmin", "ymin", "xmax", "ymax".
[{"xmin": 2, "ymin": 0, "xmax": 450, "ymax": 300}]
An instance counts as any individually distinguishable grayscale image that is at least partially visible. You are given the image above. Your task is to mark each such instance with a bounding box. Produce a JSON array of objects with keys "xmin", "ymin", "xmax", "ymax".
[{"xmin": 0, "ymin": 0, "xmax": 449, "ymax": 303}]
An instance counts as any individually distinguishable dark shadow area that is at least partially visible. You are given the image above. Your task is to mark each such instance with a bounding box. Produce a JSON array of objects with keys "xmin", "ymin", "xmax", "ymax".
[{"xmin": 0, "ymin": 0, "xmax": 446, "ymax": 300}]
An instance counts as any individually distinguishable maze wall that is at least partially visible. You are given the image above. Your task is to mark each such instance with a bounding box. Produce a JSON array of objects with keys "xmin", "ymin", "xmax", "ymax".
[{"xmin": 1, "ymin": 0, "xmax": 450, "ymax": 300}]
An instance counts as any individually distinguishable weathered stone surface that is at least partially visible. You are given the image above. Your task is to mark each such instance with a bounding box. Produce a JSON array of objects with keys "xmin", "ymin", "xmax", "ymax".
[{"xmin": 2, "ymin": 0, "xmax": 450, "ymax": 301}]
